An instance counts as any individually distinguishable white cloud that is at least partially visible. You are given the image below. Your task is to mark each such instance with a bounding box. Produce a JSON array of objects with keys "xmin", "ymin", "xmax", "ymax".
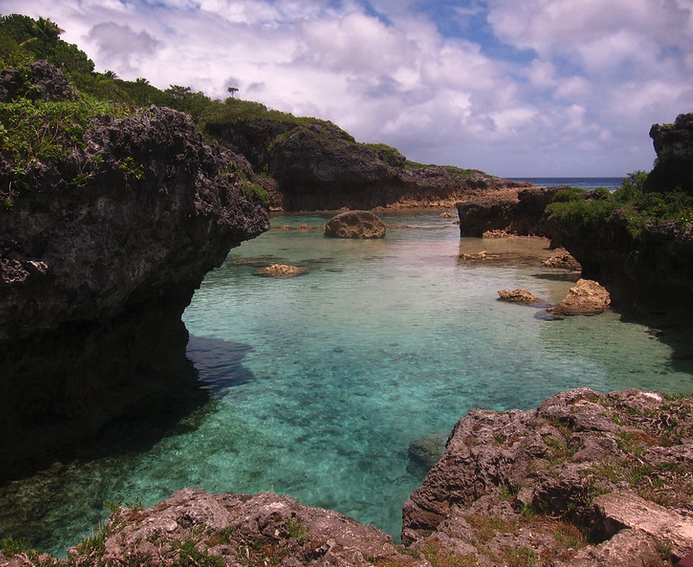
[
  {"xmin": 86, "ymin": 22, "xmax": 161, "ymax": 74},
  {"xmin": 2, "ymin": 0, "xmax": 692, "ymax": 176}
]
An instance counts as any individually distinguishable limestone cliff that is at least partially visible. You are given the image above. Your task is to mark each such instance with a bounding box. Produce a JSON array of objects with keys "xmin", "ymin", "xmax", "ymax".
[
  {"xmin": 645, "ymin": 113, "xmax": 693, "ymax": 195},
  {"xmin": 207, "ymin": 115, "xmax": 530, "ymax": 211},
  {"xmin": 549, "ymin": 115, "xmax": 693, "ymax": 315},
  {"xmin": 456, "ymin": 114, "xmax": 693, "ymax": 317},
  {"xmin": 0, "ymin": 64, "xmax": 269, "ymax": 474}
]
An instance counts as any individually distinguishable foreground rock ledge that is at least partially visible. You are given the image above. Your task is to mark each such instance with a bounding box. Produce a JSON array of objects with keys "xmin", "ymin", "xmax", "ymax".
[
  {"xmin": 403, "ymin": 388, "xmax": 693, "ymax": 565},
  {"xmin": 3, "ymin": 389, "xmax": 692, "ymax": 567}
]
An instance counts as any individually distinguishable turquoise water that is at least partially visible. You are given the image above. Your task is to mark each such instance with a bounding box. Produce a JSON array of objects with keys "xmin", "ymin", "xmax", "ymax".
[{"xmin": 2, "ymin": 210, "xmax": 693, "ymax": 555}]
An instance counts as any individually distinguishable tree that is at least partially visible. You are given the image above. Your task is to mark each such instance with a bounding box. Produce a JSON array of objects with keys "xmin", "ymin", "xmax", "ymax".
[
  {"xmin": 167, "ymin": 84, "xmax": 191, "ymax": 99},
  {"xmin": 33, "ymin": 17, "xmax": 63, "ymax": 42},
  {"xmin": 227, "ymin": 86, "xmax": 239, "ymax": 98}
]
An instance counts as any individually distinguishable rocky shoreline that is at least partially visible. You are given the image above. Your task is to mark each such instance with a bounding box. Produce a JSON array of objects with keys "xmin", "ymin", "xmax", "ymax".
[
  {"xmin": 0, "ymin": 63, "xmax": 269, "ymax": 477},
  {"xmin": 2, "ymin": 388, "xmax": 690, "ymax": 566},
  {"xmin": 2, "ymin": 52, "xmax": 692, "ymax": 566}
]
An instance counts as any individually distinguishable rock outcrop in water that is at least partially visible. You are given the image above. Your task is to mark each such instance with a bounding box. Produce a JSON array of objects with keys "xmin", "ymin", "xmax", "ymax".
[
  {"xmin": 324, "ymin": 210, "xmax": 387, "ymax": 239},
  {"xmin": 456, "ymin": 186, "xmax": 560, "ymax": 237},
  {"xmin": 457, "ymin": 114, "xmax": 693, "ymax": 317},
  {"xmin": 0, "ymin": 63, "xmax": 269, "ymax": 475},
  {"xmin": 3, "ymin": 389, "xmax": 691, "ymax": 566},
  {"xmin": 549, "ymin": 278, "xmax": 611, "ymax": 316},
  {"xmin": 548, "ymin": 116, "xmax": 693, "ymax": 316}
]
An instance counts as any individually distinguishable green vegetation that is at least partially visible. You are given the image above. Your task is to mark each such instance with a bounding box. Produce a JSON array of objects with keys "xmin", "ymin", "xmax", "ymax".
[
  {"xmin": 0, "ymin": 13, "xmax": 288, "ymax": 207},
  {"xmin": 409, "ymin": 540, "xmax": 479, "ymax": 567},
  {"xmin": 545, "ymin": 170, "xmax": 693, "ymax": 239},
  {"xmin": 240, "ymin": 180, "xmax": 270, "ymax": 207},
  {"xmin": 0, "ymin": 535, "xmax": 29, "ymax": 556},
  {"xmin": 174, "ymin": 540, "xmax": 225, "ymax": 567}
]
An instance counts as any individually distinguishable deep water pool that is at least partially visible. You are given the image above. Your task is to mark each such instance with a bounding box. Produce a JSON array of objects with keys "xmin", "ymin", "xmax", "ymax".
[{"xmin": 3, "ymin": 210, "xmax": 693, "ymax": 555}]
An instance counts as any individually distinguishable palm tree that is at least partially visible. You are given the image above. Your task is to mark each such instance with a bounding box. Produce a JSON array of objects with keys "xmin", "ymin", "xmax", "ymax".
[
  {"xmin": 34, "ymin": 17, "xmax": 63, "ymax": 42},
  {"xmin": 227, "ymin": 86, "xmax": 239, "ymax": 98}
]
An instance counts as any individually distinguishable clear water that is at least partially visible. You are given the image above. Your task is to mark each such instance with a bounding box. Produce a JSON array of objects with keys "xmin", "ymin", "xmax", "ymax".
[{"xmin": 2, "ymin": 210, "xmax": 693, "ymax": 556}]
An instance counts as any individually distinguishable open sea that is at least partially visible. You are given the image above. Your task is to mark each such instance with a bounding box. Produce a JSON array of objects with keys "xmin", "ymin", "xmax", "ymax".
[
  {"xmin": 2, "ymin": 177, "xmax": 693, "ymax": 556},
  {"xmin": 511, "ymin": 177, "xmax": 624, "ymax": 190}
]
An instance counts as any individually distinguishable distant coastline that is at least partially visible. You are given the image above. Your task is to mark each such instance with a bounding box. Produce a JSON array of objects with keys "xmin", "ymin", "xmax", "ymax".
[{"xmin": 510, "ymin": 177, "xmax": 624, "ymax": 190}]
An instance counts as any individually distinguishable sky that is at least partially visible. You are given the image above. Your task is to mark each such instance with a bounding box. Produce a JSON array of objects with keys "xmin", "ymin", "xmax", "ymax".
[{"xmin": 2, "ymin": 0, "xmax": 692, "ymax": 177}]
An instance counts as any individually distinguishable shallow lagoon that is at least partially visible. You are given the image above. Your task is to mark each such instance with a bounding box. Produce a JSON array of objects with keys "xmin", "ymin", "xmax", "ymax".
[{"xmin": 2, "ymin": 210, "xmax": 693, "ymax": 555}]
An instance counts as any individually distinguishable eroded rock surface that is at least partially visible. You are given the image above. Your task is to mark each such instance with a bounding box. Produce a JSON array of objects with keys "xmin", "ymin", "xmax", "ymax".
[
  {"xmin": 324, "ymin": 210, "xmax": 387, "ymax": 239},
  {"xmin": 210, "ymin": 118, "xmax": 531, "ymax": 211},
  {"xmin": 2, "ymin": 390, "xmax": 692, "ymax": 566},
  {"xmin": 254, "ymin": 264, "xmax": 308, "ymax": 277},
  {"xmin": 550, "ymin": 278, "xmax": 611, "ymax": 315},
  {"xmin": 646, "ymin": 113, "xmax": 693, "ymax": 195},
  {"xmin": 0, "ymin": 64, "xmax": 269, "ymax": 474},
  {"xmin": 543, "ymin": 250, "xmax": 582, "ymax": 271},
  {"xmin": 456, "ymin": 186, "xmax": 560, "ymax": 237},
  {"xmin": 0, "ymin": 489, "xmax": 414, "ymax": 567},
  {"xmin": 403, "ymin": 388, "xmax": 693, "ymax": 565},
  {"xmin": 497, "ymin": 288, "xmax": 541, "ymax": 304}
]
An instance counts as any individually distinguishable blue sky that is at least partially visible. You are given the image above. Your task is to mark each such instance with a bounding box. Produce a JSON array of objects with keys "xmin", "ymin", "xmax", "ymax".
[{"xmin": 3, "ymin": 0, "xmax": 692, "ymax": 176}]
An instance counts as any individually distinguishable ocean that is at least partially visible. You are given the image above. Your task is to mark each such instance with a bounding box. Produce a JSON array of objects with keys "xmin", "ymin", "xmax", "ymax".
[
  {"xmin": 511, "ymin": 177, "xmax": 625, "ymax": 190},
  {"xmin": 2, "ymin": 178, "xmax": 691, "ymax": 556}
]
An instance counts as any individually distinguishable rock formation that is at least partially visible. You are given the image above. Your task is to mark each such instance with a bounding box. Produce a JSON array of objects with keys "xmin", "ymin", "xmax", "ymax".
[
  {"xmin": 456, "ymin": 115, "xmax": 693, "ymax": 317},
  {"xmin": 253, "ymin": 264, "xmax": 308, "ymax": 277},
  {"xmin": 0, "ymin": 64, "xmax": 269, "ymax": 476},
  {"xmin": 3, "ymin": 389, "xmax": 691, "ymax": 567},
  {"xmin": 209, "ymin": 118, "xmax": 531, "ymax": 211},
  {"xmin": 543, "ymin": 250, "xmax": 582, "ymax": 271},
  {"xmin": 324, "ymin": 210, "xmax": 387, "ymax": 239},
  {"xmin": 456, "ymin": 186, "xmax": 560, "ymax": 237},
  {"xmin": 408, "ymin": 431, "xmax": 449, "ymax": 471},
  {"xmin": 645, "ymin": 113, "xmax": 693, "ymax": 195},
  {"xmin": 549, "ymin": 278, "xmax": 611, "ymax": 315},
  {"xmin": 0, "ymin": 488, "xmax": 411, "ymax": 567},
  {"xmin": 402, "ymin": 388, "xmax": 693, "ymax": 565},
  {"xmin": 497, "ymin": 288, "xmax": 541, "ymax": 304}
]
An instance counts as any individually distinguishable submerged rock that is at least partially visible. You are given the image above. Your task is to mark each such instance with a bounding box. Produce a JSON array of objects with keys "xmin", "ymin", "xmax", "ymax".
[
  {"xmin": 254, "ymin": 264, "xmax": 308, "ymax": 277},
  {"xmin": 408, "ymin": 431, "xmax": 449, "ymax": 470},
  {"xmin": 550, "ymin": 278, "xmax": 611, "ymax": 315},
  {"xmin": 324, "ymin": 210, "xmax": 386, "ymax": 239}
]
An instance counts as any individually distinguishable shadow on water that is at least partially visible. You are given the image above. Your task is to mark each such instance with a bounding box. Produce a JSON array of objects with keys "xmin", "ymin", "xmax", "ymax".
[
  {"xmin": 187, "ymin": 334, "xmax": 256, "ymax": 396},
  {"xmin": 0, "ymin": 322, "xmax": 256, "ymax": 555},
  {"xmin": 618, "ymin": 310, "xmax": 693, "ymax": 376}
]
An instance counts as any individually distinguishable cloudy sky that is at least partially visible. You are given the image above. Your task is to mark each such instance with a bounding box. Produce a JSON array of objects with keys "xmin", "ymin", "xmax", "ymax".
[{"xmin": 3, "ymin": 0, "xmax": 692, "ymax": 177}]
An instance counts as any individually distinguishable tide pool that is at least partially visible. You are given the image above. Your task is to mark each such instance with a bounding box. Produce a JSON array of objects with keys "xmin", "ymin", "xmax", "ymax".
[{"xmin": 2, "ymin": 210, "xmax": 692, "ymax": 556}]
